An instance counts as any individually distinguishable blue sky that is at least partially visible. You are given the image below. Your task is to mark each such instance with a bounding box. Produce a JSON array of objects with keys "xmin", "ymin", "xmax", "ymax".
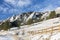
[{"xmin": 0, "ymin": 0, "xmax": 60, "ymax": 20}]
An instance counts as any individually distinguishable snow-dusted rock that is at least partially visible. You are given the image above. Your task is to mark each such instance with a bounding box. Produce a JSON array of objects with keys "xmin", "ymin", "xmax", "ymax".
[{"xmin": 26, "ymin": 12, "xmax": 35, "ymax": 22}]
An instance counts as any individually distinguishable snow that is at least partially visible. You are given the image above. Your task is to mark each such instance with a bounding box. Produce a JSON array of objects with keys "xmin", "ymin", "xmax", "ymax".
[
  {"xmin": 55, "ymin": 7, "xmax": 60, "ymax": 14},
  {"xmin": 0, "ymin": 36, "xmax": 14, "ymax": 40},
  {"xmin": 41, "ymin": 11, "xmax": 50, "ymax": 20},
  {"xmin": 31, "ymin": 34, "xmax": 41, "ymax": 40},
  {"xmin": 50, "ymin": 33, "xmax": 60, "ymax": 40},
  {"xmin": 27, "ymin": 32, "xmax": 60, "ymax": 40},
  {"xmin": 23, "ymin": 17, "xmax": 60, "ymax": 31},
  {"xmin": 0, "ymin": 34, "xmax": 18, "ymax": 40},
  {"xmin": 7, "ymin": 31, "xmax": 16, "ymax": 35},
  {"xmin": 9, "ymin": 27, "xmax": 19, "ymax": 31},
  {"xmin": 15, "ymin": 15, "xmax": 19, "ymax": 20},
  {"xmin": 26, "ymin": 12, "xmax": 35, "ymax": 22},
  {"xmin": 17, "ymin": 17, "xmax": 60, "ymax": 40},
  {"xmin": 9, "ymin": 15, "xmax": 14, "ymax": 22},
  {"xmin": 20, "ymin": 25, "xmax": 30, "ymax": 29},
  {"xmin": 9, "ymin": 15, "xmax": 19, "ymax": 22},
  {"xmin": 0, "ymin": 17, "xmax": 60, "ymax": 40},
  {"xmin": 0, "ymin": 31, "xmax": 8, "ymax": 35}
]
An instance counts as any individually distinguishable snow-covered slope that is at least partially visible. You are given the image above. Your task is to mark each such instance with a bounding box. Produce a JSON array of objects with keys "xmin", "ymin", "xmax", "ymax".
[
  {"xmin": 0, "ymin": 7, "xmax": 60, "ymax": 40},
  {"xmin": 9, "ymin": 15, "xmax": 19, "ymax": 22},
  {"xmin": 0, "ymin": 17, "xmax": 60, "ymax": 40},
  {"xmin": 20, "ymin": 17, "xmax": 60, "ymax": 40},
  {"xmin": 26, "ymin": 12, "xmax": 35, "ymax": 22},
  {"xmin": 41, "ymin": 11, "xmax": 50, "ymax": 20},
  {"xmin": 22, "ymin": 17, "xmax": 60, "ymax": 31}
]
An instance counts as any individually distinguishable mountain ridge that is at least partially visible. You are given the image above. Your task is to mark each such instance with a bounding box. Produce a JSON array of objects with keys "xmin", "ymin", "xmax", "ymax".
[{"xmin": 0, "ymin": 7, "xmax": 60, "ymax": 30}]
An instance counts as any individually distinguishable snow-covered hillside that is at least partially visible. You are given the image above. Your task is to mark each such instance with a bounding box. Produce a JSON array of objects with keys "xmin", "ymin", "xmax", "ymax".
[
  {"xmin": 0, "ymin": 7, "xmax": 60, "ymax": 40},
  {"xmin": 20, "ymin": 17, "xmax": 60, "ymax": 40},
  {"xmin": 0, "ymin": 17, "xmax": 60, "ymax": 40},
  {"xmin": 20, "ymin": 17, "xmax": 60, "ymax": 30}
]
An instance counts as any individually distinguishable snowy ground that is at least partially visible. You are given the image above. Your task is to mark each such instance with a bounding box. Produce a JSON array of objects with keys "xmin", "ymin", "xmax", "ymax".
[
  {"xmin": 0, "ymin": 36, "xmax": 14, "ymax": 40},
  {"xmin": 0, "ymin": 17, "xmax": 60, "ymax": 40}
]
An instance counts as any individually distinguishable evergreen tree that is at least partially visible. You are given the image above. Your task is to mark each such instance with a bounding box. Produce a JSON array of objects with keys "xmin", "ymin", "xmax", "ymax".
[
  {"xmin": 46, "ymin": 11, "xmax": 56, "ymax": 19},
  {"xmin": 0, "ymin": 21, "xmax": 11, "ymax": 30}
]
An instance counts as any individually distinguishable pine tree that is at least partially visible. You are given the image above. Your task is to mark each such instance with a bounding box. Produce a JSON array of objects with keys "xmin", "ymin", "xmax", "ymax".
[
  {"xmin": 46, "ymin": 11, "xmax": 56, "ymax": 19},
  {"xmin": 0, "ymin": 21, "xmax": 11, "ymax": 30}
]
